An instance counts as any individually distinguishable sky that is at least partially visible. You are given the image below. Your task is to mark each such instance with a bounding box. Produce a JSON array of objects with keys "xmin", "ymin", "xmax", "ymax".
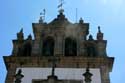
[{"xmin": 0, "ymin": 0, "xmax": 125, "ymax": 83}]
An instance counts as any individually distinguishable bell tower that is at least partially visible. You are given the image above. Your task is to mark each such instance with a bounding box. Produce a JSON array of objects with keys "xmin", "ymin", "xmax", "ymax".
[{"xmin": 3, "ymin": 1, "xmax": 114, "ymax": 83}]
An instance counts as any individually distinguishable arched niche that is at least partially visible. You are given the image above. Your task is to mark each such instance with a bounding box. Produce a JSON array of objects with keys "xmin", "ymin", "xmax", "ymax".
[
  {"xmin": 65, "ymin": 37, "xmax": 77, "ymax": 56},
  {"xmin": 17, "ymin": 42, "xmax": 32, "ymax": 56},
  {"xmin": 23, "ymin": 42, "xmax": 32, "ymax": 56},
  {"xmin": 42, "ymin": 36, "xmax": 55, "ymax": 56}
]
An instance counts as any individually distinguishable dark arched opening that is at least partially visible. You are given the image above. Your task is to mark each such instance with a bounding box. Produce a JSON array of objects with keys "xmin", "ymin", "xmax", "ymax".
[
  {"xmin": 23, "ymin": 43, "xmax": 32, "ymax": 56},
  {"xmin": 42, "ymin": 37, "xmax": 54, "ymax": 56},
  {"xmin": 65, "ymin": 38, "xmax": 77, "ymax": 56}
]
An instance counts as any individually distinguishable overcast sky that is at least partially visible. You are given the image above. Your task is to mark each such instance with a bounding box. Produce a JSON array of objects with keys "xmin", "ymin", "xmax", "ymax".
[{"xmin": 0, "ymin": 0, "xmax": 125, "ymax": 83}]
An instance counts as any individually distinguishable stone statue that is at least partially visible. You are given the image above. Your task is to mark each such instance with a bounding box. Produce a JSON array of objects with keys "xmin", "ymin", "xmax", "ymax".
[{"xmin": 14, "ymin": 69, "xmax": 24, "ymax": 83}]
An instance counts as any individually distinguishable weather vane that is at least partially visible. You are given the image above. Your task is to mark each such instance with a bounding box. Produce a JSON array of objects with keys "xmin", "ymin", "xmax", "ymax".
[
  {"xmin": 39, "ymin": 9, "xmax": 46, "ymax": 23},
  {"xmin": 58, "ymin": 0, "xmax": 65, "ymax": 13}
]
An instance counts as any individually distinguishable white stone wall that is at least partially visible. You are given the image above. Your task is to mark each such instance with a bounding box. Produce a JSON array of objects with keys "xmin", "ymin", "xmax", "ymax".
[{"xmin": 16, "ymin": 68, "xmax": 101, "ymax": 83}]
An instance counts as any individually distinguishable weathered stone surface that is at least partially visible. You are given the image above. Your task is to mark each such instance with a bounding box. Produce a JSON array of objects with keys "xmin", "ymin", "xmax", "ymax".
[{"xmin": 3, "ymin": 12, "xmax": 114, "ymax": 83}]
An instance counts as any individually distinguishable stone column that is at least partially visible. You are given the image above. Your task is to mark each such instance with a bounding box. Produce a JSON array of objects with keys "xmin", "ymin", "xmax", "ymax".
[
  {"xmin": 5, "ymin": 63, "xmax": 17, "ymax": 83},
  {"xmin": 100, "ymin": 66, "xmax": 110, "ymax": 83},
  {"xmin": 78, "ymin": 33, "xmax": 86, "ymax": 56},
  {"xmin": 54, "ymin": 36, "xmax": 63, "ymax": 56}
]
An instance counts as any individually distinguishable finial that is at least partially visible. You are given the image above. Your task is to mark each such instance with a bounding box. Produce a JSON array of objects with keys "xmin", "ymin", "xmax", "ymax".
[
  {"xmin": 97, "ymin": 26, "xmax": 103, "ymax": 40},
  {"xmin": 14, "ymin": 69, "xmax": 24, "ymax": 83},
  {"xmin": 88, "ymin": 35, "xmax": 94, "ymax": 41},
  {"xmin": 80, "ymin": 17, "xmax": 83, "ymax": 20},
  {"xmin": 20, "ymin": 28, "xmax": 23, "ymax": 33},
  {"xmin": 98, "ymin": 26, "xmax": 101, "ymax": 33},
  {"xmin": 27, "ymin": 34, "xmax": 32, "ymax": 40},
  {"xmin": 58, "ymin": 0, "xmax": 65, "ymax": 13},
  {"xmin": 17, "ymin": 28, "xmax": 24, "ymax": 40},
  {"xmin": 39, "ymin": 9, "xmax": 46, "ymax": 23},
  {"xmin": 79, "ymin": 17, "xmax": 84, "ymax": 23}
]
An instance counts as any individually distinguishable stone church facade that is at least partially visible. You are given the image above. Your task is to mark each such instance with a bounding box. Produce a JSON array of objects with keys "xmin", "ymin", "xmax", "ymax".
[{"xmin": 3, "ymin": 8, "xmax": 114, "ymax": 83}]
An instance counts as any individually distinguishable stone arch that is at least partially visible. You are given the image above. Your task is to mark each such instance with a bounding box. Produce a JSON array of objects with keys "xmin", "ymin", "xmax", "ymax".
[
  {"xmin": 65, "ymin": 37, "xmax": 77, "ymax": 56},
  {"xmin": 42, "ymin": 36, "xmax": 55, "ymax": 56}
]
